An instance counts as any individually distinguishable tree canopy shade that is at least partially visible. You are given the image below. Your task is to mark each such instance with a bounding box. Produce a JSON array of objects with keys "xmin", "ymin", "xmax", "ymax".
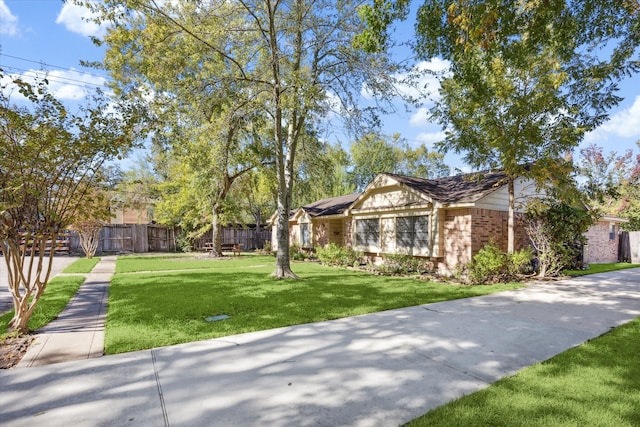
[
  {"xmin": 87, "ymin": 0, "xmax": 407, "ymax": 278},
  {"xmin": 359, "ymin": 0, "xmax": 640, "ymax": 253},
  {"xmin": 0, "ymin": 72, "xmax": 136, "ymax": 333}
]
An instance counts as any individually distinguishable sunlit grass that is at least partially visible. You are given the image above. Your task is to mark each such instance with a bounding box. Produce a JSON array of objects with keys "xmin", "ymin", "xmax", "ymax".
[
  {"xmin": 406, "ymin": 317, "xmax": 640, "ymax": 426},
  {"xmin": 62, "ymin": 257, "xmax": 101, "ymax": 274},
  {"xmin": 105, "ymin": 255, "xmax": 522, "ymax": 354},
  {"xmin": 0, "ymin": 275, "xmax": 86, "ymax": 335},
  {"xmin": 564, "ymin": 262, "xmax": 640, "ymax": 276}
]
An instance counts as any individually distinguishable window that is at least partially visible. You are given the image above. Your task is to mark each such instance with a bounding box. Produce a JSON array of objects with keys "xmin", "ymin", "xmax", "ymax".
[
  {"xmin": 396, "ymin": 216, "xmax": 429, "ymax": 251},
  {"xmin": 300, "ymin": 223, "xmax": 310, "ymax": 247},
  {"xmin": 355, "ymin": 218, "xmax": 379, "ymax": 247},
  {"xmin": 609, "ymin": 223, "xmax": 616, "ymax": 240}
]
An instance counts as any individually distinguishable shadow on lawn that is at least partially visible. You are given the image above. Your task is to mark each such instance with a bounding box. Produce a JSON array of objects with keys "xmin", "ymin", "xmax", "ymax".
[{"xmin": 106, "ymin": 268, "xmax": 471, "ymax": 353}]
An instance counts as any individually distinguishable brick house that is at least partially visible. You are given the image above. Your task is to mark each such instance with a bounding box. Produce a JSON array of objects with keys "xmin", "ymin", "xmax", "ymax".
[
  {"xmin": 274, "ymin": 169, "xmax": 543, "ymax": 274},
  {"xmin": 583, "ymin": 215, "xmax": 628, "ymax": 264}
]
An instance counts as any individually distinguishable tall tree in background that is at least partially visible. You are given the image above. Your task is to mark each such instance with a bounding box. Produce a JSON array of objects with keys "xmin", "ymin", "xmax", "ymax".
[
  {"xmin": 577, "ymin": 142, "xmax": 640, "ymax": 229},
  {"xmin": 0, "ymin": 73, "xmax": 135, "ymax": 333},
  {"xmin": 359, "ymin": 0, "xmax": 640, "ymax": 253},
  {"xmin": 88, "ymin": 0, "xmax": 405, "ymax": 278},
  {"xmin": 89, "ymin": 0, "xmax": 272, "ymax": 257},
  {"xmin": 349, "ymin": 132, "xmax": 449, "ymax": 190}
]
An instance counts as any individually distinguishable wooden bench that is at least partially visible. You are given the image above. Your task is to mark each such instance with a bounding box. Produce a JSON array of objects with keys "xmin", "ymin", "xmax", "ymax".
[{"xmin": 205, "ymin": 242, "xmax": 243, "ymax": 255}]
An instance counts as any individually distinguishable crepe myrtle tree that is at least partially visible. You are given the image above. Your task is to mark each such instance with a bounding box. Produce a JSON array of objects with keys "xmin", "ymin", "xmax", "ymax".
[{"xmin": 0, "ymin": 73, "xmax": 136, "ymax": 333}]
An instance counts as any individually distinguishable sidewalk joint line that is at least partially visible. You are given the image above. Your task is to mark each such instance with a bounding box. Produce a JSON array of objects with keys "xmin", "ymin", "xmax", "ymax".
[{"xmin": 151, "ymin": 349, "xmax": 171, "ymax": 427}]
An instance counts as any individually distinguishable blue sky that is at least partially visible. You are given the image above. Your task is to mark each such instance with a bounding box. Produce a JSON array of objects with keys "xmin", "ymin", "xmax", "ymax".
[{"xmin": 1, "ymin": 0, "xmax": 639, "ymax": 173}]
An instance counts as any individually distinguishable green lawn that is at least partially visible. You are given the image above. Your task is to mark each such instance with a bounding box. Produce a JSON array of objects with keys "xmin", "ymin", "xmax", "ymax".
[
  {"xmin": 105, "ymin": 255, "xmax": 522, "ymax": 354},
  {"xmin": 564, "ymin": 262, "xmax": 640, "ymax": 276},
  {"xmin": 406, "ymin": 317, "xmax": 640, "ymax": 426},
  {"xmin": 62, "ymin": 257, "xmax": 101, "ymax": 274},
  {"xmin": 0, "ymin": 275, "xmax": 86, "ymax": 335}
]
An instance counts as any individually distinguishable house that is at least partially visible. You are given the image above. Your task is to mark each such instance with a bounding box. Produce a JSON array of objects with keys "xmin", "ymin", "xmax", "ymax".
[
  {"xmin": 583, "ymin": 215, "xmax": 629, "ymax": 264},
  {"xmin": 274, "ymin": 170, "xmax": 545, "ymax": 273}
]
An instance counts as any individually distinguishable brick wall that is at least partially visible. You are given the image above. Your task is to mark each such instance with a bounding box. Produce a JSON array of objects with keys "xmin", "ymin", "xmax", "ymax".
[
  {"xmin": 584, "ymin": 221, "xmax": 619, "ymax": 263},
  {"xmin": 444, "ymin": 208, "xmax": 473, "ymax": 268},
  {"xmin": 443, "ymin": 208, "xmax": 529, "ymax": 272}
]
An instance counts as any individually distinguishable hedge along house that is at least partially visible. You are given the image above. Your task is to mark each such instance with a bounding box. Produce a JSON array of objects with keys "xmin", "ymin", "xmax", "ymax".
[{"xmin": 274, "ymin": 169, "xmax": 546, "ymax": 274}]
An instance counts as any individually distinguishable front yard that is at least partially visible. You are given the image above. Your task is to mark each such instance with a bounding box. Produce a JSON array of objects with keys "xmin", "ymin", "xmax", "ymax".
[{"xmin": 105, "ymin": 254, "xmax": 521, "ymax": 354}]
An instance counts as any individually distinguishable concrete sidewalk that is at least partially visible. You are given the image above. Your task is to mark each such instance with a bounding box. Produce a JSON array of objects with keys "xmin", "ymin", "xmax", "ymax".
[
  {"xmin": 16, "ymin": 256, "xmax": 115, "ymax": 367},
  {"xmin": 1, "ymin": 268, "xmax": 639, "ymax": 426}
]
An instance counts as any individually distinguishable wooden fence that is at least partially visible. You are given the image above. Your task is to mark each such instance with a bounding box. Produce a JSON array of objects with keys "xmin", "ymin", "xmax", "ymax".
[
  {"xmin": 67, "ymin": 223, "xmax": 270, "ymax": 254},
  {"xmin": 69, "ymin": 224, "xmax": 177, "ymax": 254},
  {"xmin": 196, "ymin": 225, "xmax": 271, "ymax": 251}
]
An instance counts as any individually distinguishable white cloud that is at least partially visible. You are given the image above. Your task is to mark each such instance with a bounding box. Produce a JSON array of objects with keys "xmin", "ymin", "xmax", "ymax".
[
  {"xmin": 582, "ymin": 96, "xmax": 640, "ymax": 148},
  {"xmin": 56, "ymin": 2, "xmax": 108, "ymax": 38},
  {"xmin": 394, "ymin": 58, "xmax": 450, "ymax": 102},
  {"xmin": 0, "ymin": 0, "xmax": 19, "ymax": 36},
  {"xmin": 1, "ymin": 69, "xmax": 108, "ymax": 101},
  {"xmin": 599, "ymin": 96, "xmax": 640, "ymax": 138},
  {"xmin": 409, "ymin": 107, "xmax": 430, "ymax": 127},
  {"xmin": 361, "ymin": 58, "xmax": 450, "ymax": 102},
  {"xmin": 415, "ymin": 130, "xmax": 446, "ymax": 147}
]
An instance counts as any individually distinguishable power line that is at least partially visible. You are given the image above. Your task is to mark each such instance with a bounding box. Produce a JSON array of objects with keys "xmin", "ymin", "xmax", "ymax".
[
  {"xmin": 2, "ymin": 64, "xmax": 109, "ymax": 88},
  {"xmin": 0, "ymin": 53, "xmax": 114, "ymax": 84}
]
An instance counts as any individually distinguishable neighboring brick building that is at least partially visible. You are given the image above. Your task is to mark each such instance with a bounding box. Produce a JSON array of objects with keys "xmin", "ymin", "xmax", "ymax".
[
  {"xmin": 274, "ymin": 169, "xmax": 545, "ymax": 274},
  {"xmin": 583, "ymin": 215, "xmax": 628, "ymax": 264}
]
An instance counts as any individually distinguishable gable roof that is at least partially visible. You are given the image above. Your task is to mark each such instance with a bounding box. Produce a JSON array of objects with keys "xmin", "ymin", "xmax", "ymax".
[
  {"xmin": 382, "ymin": 170, "xmax": 510, "ymax": 204},
  {"xmin": 296, "ymin": 192, "xmax": 362, "ymax": 218}
]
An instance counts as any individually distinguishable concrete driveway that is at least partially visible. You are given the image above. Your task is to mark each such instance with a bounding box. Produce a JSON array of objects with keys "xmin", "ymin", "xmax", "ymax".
[{"xmin": 1, "ymin": 268, "xmax": 639, "ymax": 426}]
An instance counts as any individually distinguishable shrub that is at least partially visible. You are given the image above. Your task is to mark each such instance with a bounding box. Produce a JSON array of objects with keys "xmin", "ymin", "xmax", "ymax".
[
  {"xmin": 508, "ymin": 247, "xmax": 534, "ymax": 276},
  {"xmin": 289, "ymin": 244, "xmax": 307, "ymax": 261},
  {"xmin": 468, "ymin": 243, "xmax": 535, "ymax": 284},
  {"xmin": 176, "ymin": 232, "xmax": 193, "ymax": 253},
  {"xmin": 258, "ymin": 241, "xmax": 274, "ymax": 256},
  {"xmin": 316, "ymin": 243, "xmax": 361, "ymax": 267},
  {"xmin": 376, "ymin": 254, "xmax": 434, "ymax": 275},
  {"xmin": 468, "ymin": 242, "xmax": 508, "ymax": 284}
]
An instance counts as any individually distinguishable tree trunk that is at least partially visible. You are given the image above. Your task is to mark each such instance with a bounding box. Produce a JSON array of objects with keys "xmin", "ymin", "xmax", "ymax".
[
  {"xmin": 3, "ymin": 233, "xmax": 55, "ymax": 334},
  {"xmin": 507, "ymin": 178, "xmax": 515, "ymax": 254},
  {"xmin": 210, "ymin": 204, "xmax": 224, "ymax": 257}
]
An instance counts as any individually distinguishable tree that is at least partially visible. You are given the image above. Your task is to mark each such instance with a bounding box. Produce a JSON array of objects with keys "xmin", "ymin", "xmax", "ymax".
[
  {"xmin": 88, "ymin": 0, "xmax": 405, "ymax": 278},
  {"xmin": 75, "ymin": 219, "xmax": 104, "ymax": 259},
  {"xmin": 86, "ymin": 0, "xmax": 273, "ymax": 257},
  {"xmin": 523, "ymin": 200, "xmax": 595, "ymax": 277},
  {"xmin": 349, "ymin": 132, "xmax": 449, "ymax": 190},
  {"xmin": 350, "ymin": 133, "xmax": 401, "ymax": 190},
  {"xmin": 293, "ymin": 138, "xmax": 357, "ymax": 206},
  {"xmin": 576, "ymin": 142, "xmax": 640, "ymax": 229},
  {"xmin": 0, "ymin": 73, "xmax": 135, "ymax": 333},
  {"xmin": 359, "ymin": 0, "xmax": 640, "ymax": 253}
]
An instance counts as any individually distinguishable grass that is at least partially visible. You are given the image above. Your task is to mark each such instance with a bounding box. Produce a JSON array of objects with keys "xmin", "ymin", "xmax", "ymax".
[
  {"xmin": 406, "ymin": 317, "xmax": 640, "ymax": 426},
  {"xmin": 105, "ymin": 255, "xmax": 522, "ymax": 354},
  {"xmin": 62, "ymin": 257, "xmax": 101, "ymax": 274},
  {"xmin": 564, "ymin": 262, "xmax": 640, "ymax": 276},
  {"xmin": 0, "ymin": 275, "xmax": 86, "ymax": 335}
]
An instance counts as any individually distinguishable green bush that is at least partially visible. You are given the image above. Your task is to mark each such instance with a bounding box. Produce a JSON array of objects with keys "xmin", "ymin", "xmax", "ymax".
[
  {"xmin": 176, "ymin": 232, "xmax": 193, "ymax": 253},
  {"xmin": 289, "ymin": 244, "xmax": 307, "ymax": 261},
  {"xmin": 468, "ymin": 242, "xmax": 508, "ymax": 284},
  {"xmin": 468, "ymin": 243, "xmax": 534, "ymax": 284},
  {"xmin": 316, "ymin": 243, "xmax": 361, "ymax": 267},
  {"xmin": 376, "ymin": 254, "xmax": 434, "ymax": 275},
  {"xmin": 508, "ymin": 247, "xmax": 534, "ymax": 276}
]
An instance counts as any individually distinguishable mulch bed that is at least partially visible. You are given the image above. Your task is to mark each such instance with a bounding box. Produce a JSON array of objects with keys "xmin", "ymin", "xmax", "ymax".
[{"xmin": 0, "ymin": 335, "xmax": 34, "ymax": 369}]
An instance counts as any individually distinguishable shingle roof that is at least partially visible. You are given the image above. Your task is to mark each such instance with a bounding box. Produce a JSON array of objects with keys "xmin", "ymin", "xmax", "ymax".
[
  {"xmin": 298, "ymin": 192, "xmax": 362, "ymax": 217},
  {"xmin": 291, "ymin": 169, "xmax": 511, "ymax": 220},
  {"xmin": 385, "ymin": 170, "xmax": 510, "ymax": 204}
]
